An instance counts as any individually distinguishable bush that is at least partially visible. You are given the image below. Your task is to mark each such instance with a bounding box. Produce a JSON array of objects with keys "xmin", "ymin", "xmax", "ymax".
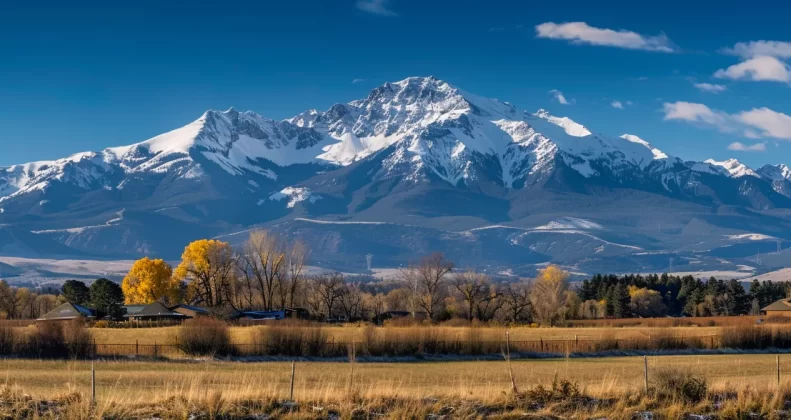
[
  {"xmin": 63, "ymin": 319, "xmax": 92, "ymax": 358},
  {"xmin": 0, "ymin": 325, "xmax": 16, "ymax": 355},
  {"xmin": 15, "ymin": 319, "xmax": 92, "ymax": 359},
  {"xmin": 253, "ymin": 324, "xmax": 331, "ymax": 357},
  {"xmin": 176, "ymin": 318, "xmax": 233, "ymax": 357},
  {"xmin": 651, "ymin": 368, "xmax": 708, "ymax": 403}
]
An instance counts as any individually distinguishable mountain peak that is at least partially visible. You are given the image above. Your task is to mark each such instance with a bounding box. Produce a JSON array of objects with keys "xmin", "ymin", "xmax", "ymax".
[{"xmin": 704, "ymin": 158, "xmax": 758, "ymax": 178}]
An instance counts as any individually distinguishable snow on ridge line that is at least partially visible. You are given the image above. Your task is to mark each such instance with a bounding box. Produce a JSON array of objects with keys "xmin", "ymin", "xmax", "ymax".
[
  {"xmin": 293, "ymin": 218, "xmax": 388, "ymax": 225},
  {"xmin": 725, "ymin": 233, "xmax": 776, "ymax": 241}
]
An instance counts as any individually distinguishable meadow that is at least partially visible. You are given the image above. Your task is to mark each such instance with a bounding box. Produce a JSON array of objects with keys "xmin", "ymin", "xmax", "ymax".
[{"xmin": 3, "ymin": 355, "xmax": 791, "ymax": 418}]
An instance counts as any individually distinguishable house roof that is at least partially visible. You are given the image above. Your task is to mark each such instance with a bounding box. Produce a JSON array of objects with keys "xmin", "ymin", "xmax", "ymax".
[
  {"xmin": 123, "ymin": 305, "xmax": 148, "ymax": 315},
  {"xmin": 763, "ymin": 299, "xmax": 791, "ymax": 312},
  {"xmin": 170, "ymin": 304, "xmax": 210, "ymax": 314},
  {"xmin": 124, "ymin": 302, "xmax": 186, "ymax": 318},
  {"xmin": 233, "ymin": 310, "xmax": 286, "ymax": 320},
  {"xmin": 37, "ymin": 302, "xmax": 96, "ymax": 321}
]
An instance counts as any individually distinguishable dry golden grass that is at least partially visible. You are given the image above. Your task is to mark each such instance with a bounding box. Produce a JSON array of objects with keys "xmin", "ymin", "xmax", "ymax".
[
  {"xmin": 85, "ymin": 324, "xmax": 724, "ymax": 345},
  {"xmin": 2, "ymin": 354, "xmax": 789, "ymax": 401},
  {"xmin": 3, "ymin": 355, "xmax": 791, "ymax": 418}
]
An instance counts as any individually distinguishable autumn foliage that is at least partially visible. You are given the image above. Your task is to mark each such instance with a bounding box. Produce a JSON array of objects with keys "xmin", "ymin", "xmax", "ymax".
[{"xmin": 122, "ymin": 257, "xmax": 180, "ymax": 304}]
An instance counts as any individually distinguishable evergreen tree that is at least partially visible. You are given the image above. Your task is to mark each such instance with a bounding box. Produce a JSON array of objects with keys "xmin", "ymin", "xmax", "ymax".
[
  {"xmin": 90, "ymin": 278, "xmax": 125, "ymax": 319},
  {"xmin": 61, "ymin": 280, "xmax": 90, "ymax": 305}
]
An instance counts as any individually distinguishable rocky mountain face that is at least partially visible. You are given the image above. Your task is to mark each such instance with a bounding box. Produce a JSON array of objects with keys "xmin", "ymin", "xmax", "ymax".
[{"xmin": 2, "ymin": 76, "xmax": 791, "ymax": 276}]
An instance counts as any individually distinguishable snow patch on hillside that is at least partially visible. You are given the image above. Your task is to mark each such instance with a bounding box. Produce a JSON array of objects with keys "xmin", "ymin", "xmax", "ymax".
[{"xmin": 268, "ymin": 187, "xmax": 321, "ymax": 208}]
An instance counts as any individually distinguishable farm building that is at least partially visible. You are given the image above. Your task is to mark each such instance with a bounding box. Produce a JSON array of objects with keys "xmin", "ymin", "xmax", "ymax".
[
  {"xmin": 123, "ymin": 302, "xmax": 187, "ymax": 322},
  {"xmin": 170, "ymin": 304, "xmax": 210, "ymax": 318},
  {"xmin": 37, "ymin": 302, "xmax": 96, "ymax": 322},
  {"xmin": 762, "ymin": 299, "xmax": 791, "ymax": 316}
]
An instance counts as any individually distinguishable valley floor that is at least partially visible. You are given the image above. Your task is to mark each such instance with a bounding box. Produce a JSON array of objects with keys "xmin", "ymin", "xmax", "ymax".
[{"xmin": 3, "ymin": 355, "xmax": 791, "ymax": 418}]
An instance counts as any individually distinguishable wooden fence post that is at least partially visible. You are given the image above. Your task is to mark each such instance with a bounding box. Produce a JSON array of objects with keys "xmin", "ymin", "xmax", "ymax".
[
  {"xmin": 505, "ymin": 331, "xmax": 518, "ymax": 394},
  {"xmin": 290, "ymin": 360, "xmax": 296, "ymax": 401},
  {"xmin": 643, "ymin": 355, "xmax": 649, "ymax": 394},
  {"xmin": 135, "ymin": 340, "xmax": 139, "ymax": 357},
  {"xmin": 778, "ymin": 354, "xmax": 781, "ymax": 387},
  {"xmin": 91, "ymin": 360, "xmax": 96, "ymax": 407}
]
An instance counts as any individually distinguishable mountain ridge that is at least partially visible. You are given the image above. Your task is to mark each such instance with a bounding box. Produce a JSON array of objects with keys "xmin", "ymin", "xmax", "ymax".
[{"xmin": 2, "ymin": 76, "xmax": 791, "ymax": 276}]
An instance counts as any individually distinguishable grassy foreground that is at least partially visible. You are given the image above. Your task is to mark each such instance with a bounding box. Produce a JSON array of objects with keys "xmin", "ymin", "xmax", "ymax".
[{"xmin": 2, "ymin": 355, "xmax": 791, "ymax": 418}]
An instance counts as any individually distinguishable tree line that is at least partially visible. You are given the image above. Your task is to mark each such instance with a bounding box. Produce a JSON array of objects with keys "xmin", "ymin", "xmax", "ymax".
[{"xmin": 3, "ymin": 229, "xmax": 790, "ymax": 323}]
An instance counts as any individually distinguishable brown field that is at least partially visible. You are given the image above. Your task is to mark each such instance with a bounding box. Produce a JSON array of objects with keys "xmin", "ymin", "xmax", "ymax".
[
  {"xmin": 2, "ymin": 355, "xmax": 791, "ymax": 418},
  {"xmin": 81, "ymin": 324, "xmax": 724, "ymax": 345}
]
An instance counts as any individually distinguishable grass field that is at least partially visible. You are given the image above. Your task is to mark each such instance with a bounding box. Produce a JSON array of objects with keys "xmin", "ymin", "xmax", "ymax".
[
  {"xmin": 81, "ymin": 324, "xmax": 723, "ymax": 345},
  {"xmin": 2, "ymin": 355, "xmax": 791, "ymax": 418}
]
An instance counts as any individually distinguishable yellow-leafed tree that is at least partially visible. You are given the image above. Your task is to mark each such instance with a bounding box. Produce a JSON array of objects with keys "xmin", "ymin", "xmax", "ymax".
[
  {"xmin": 122, "ymin": 257, "xmax": 180, "ymax": 304},
  {"xmin": 174, "ymin": 239, "xmax": 235, "ymax": 308},
  {"xmin": 528, "ymin": 264, "xmax": 570, "ymax": 326}
]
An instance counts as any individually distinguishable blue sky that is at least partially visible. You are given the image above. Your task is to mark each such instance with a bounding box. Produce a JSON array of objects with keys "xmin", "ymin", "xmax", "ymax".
[{"xmin": 2, "ymin": 0, "xmax": 791, "ymax": 168}]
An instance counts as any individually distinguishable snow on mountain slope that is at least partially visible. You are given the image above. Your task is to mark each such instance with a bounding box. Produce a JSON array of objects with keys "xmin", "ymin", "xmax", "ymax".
[
  {"xmin": 704, "ymin": 158, "xmax": 758, "ymax": 178},
  {"xmin": 758, "ymin": 164, "xmax": 791, "ymax": 181},
  {"xmin": 0, "ymin": 76, "xmax": 781, "ymax": 209},
  {"xmin": 0, "ymin": 109, "xmax": 333, "ymax": 202},
  {"xmin": 290, "ymin": 77, "xmax": 683, "ymax": 187}
]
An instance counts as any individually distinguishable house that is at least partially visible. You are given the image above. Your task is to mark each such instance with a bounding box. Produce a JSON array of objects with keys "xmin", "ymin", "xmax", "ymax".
[
  {"xmin": 762, "ymin": 299, "xmax": 791, "ymax": 317},
  {"xmin": 170, "ymin": 304, "xmax": 210, "ymax": 319},
  {"xmin": 123, "ymin": 302, "xmax": 187, "ymax": 322},
  {"xmin": 37, "ymin": 302, "xmax": 96, "ymax": 322},
  {"xmin": 230, "ymin": 308, "xmax": 311, "ymax": 322},
  {"xmin": 231, "ymin": 310, "xmax": 287, "ymax": 322}
]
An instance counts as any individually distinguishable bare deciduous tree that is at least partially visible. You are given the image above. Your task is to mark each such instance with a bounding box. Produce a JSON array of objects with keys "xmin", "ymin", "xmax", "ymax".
[
  {"xmin": 308, "ymin": 273, "xmax": 346, "ymax": 319},
  {"xmin": 453, "ymin": 270, "xmax": 491, "ymax": 321},
  {"xmin": 401, "ymin": 253, "xmax": 454, "ymax": 321}
]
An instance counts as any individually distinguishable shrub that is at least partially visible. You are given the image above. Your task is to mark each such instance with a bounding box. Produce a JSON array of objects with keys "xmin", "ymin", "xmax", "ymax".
[
  {"xmin": 0, "ymin": 325, "xmax": 16, "ymax": 355},
  {"xmin": 651, "ymin": 368, "xmax": 708, "ymax": 403},
  {"xmin": 176, "ymin": 318, "xmax": 233, "ymax": 357},
  {"xmin": 62, "ymin": 319, "xmax": 92, "ymax": 358},
  {"xmin": 525, "ymin": 376, "xmax": 581, "ymax": 404},
  {"xmin": 253, "ymin": 324, "xmax": 331, "ymax": 357}
]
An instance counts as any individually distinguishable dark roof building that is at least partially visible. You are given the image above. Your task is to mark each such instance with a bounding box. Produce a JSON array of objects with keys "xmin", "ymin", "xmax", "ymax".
[
  {"xmin": 123, "ymin": 302, "xmax": 187, "ymax": 321},
  {"xmin": 37, "ymin": 302, "xmax": 96, "ymax": 322}
]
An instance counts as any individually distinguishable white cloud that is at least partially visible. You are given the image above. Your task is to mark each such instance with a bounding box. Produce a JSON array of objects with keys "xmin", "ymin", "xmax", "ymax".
[
  {"xmin": 611, "ymin": 101, "xmax": 624, "ymax": 109},
  {"xmin": 662, "ymin": 101, "xmax": 729, "ymax": 127},
  {"xmin": 352, "ymin": 78, "xmax": 366, "ymax": 84},
  {"xmin": 694, "ymin": 83, "xmax": 728, "ymax": 93},
  {"xmin": 535, "ymin": 22, "xmax": 676, "ymax": 52},
  {"xmin": 548, "ymin": 89, "xmax": 571, "ymax": 105},
  {"xmin": 736, "ymin": 108, "xmax": 791, "ymax": 140},
  {"xmin": 727, "ymin": 142, "xmax": 767, "ymax": 152},
  {"xmin": 723, "ymin": 41, "xmax": 791, "ymax": 59},
  {"xmin": 714, "ymin": 56, "xmax": 791, "ymax": 83},
  {"xmin": 356, "ymin": 0, "xmax": 397, "ymax": 16},
  {"xmin": 663, "ymin": 101, "xmax": 791, "ymax": 141}
]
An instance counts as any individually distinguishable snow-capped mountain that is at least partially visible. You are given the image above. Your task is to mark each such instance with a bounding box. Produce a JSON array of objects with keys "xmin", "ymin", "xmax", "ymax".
[{"xmin": 3, "ymin": 76, "xmax": 791, "ymax": 275}]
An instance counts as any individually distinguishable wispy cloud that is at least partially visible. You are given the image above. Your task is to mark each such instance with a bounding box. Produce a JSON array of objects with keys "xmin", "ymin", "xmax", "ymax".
[
  {"xmin": 356, "ymin": 0, "xmax": 397, "ymax": 16},
  {"xmin": 352, "ymin": 78, "xmax": 366, "ymax": 84},
  {"xmin": 663, "ymin": 101, "xmax": 791, "ymax": 140},
  {"xmin": 535, "ymin": 22, "xmax": 676, "ymax": 52},
  {"xmin": 714, "ymin": 56, "xmax": 791, "ymax": 83},
  {"xmin": 611, "ymin": 101, "xmax": 624, "ymax": 109},
  {"xmin": 548, "ymin": 89, "xmax": 571, "ymax": 105},
  {"xmin": 727, "ymin": 141, "xmax": 767, "ymax": 152},
  {"xmin": 723, "ymin": 41, "xmax": 791, "ymax": 59},
  {"xmin": 694, "ymin": 83, "xmax": 728, "ymax": 93},
  {"xmin": 488, "ymin": 27, "xmax": 505, "ymax": 32}
]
